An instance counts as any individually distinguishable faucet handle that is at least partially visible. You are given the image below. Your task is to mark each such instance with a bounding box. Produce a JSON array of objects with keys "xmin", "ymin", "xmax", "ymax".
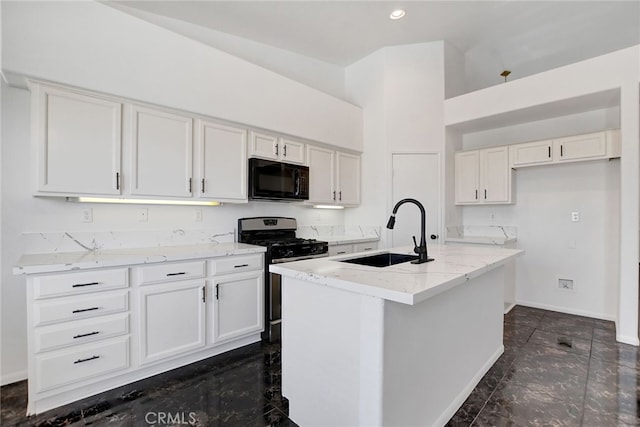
[{"xmin": 412, "ymin": 236, "xmax": 419, "ymax": 253}]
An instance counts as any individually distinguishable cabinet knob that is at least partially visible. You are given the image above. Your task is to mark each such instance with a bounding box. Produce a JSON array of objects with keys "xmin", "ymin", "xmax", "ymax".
[{"xmin": 430, "ymin": 234, "xmax": 438, "ymax": 240}]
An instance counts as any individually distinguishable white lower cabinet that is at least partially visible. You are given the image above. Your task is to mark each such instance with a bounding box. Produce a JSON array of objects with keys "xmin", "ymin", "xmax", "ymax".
[
  {"xmin": 24, "ymin": 252, "xmax": 265, "ymax": 415},
  {"xmin": 138, "ymin": 280, "xmax": 206, "ymax": 365},
  {"xmin": 328, "ymin": 241, "xmax": 379, "ymax": 256},
  {"xmin": 211, "ymin": 270, "xmax": 263, "ymax": 343}
]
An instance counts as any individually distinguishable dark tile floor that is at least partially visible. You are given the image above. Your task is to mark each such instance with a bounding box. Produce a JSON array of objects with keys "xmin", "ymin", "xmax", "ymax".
[
  {"xmin": 1, "ymin": 306, "xmax": 636, "ymax": 426},
  {"xmin": 447, "ymin": 305, "xmax": 638, "ymax": 426}
]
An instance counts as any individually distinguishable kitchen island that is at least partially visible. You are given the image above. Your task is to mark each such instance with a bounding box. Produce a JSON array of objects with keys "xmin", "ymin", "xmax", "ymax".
[{"xmin": 270, "ymin": 243, "xmax": 522, "ymax": 427}]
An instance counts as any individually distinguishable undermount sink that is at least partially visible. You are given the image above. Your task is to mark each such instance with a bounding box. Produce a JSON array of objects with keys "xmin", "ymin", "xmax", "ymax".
[{"xmin": 339, "ymin": 252, "xmax": 419, "ymax": 268}]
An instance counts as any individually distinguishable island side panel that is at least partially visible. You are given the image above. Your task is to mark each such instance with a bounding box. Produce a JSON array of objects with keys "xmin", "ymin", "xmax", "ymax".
[
  {"xmin": 382, "ymin": 266, "xmax": 504, "ymax": 426},
  {"xmin": 281, "ymin": 277, "xmax": 385, "ymax": 426}
]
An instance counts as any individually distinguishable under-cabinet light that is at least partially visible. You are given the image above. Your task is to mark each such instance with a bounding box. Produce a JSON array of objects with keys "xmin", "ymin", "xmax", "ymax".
[
  {"xmin": 313, "ymin": 205, "xmax": 345, "ymax": 210},
  {"xmin": 69, "ymin": 197, "xmax": 222, "ymax": 206}
]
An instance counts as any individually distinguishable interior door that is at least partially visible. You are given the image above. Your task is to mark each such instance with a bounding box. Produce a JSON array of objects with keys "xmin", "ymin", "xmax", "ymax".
[{"xmin": 391, "ymin": 153, "xmax": 441, "ymax": 248}]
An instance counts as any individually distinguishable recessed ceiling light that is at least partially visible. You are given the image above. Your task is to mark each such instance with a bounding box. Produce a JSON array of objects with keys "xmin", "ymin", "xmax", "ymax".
[{"xmin": 389, "ymin": 9, "xmax": 406, "ymax": 20}]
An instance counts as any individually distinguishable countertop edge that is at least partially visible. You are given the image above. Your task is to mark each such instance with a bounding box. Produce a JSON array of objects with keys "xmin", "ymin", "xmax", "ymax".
[{"xmin": 13, "ymin": 244, "xmax": 267, "ymax": 276}]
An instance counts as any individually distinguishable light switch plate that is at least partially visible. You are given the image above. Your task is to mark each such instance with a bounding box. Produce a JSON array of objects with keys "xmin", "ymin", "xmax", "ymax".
[{"xmin": 137, "ymin": 208, "xmax": 148, "ymax": 222}]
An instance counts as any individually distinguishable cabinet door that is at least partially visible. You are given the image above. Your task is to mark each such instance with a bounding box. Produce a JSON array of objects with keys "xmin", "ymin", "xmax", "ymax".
[
  {"xmin": 481, "ymin": 146, "xmax": 511, "ymax": 203},
  {"xmin": 211, "ymin": 271, "xmax": 263, "ymax": 344},
  {"xmin": 130, "ymin": 106, "xmax": 193, "ymax": 197},
  {"xmin": 248, "ymin": 131, "xmax": 278, "ymax": 160},
  {"xmin": 509, "ymin": 140, "xmax": 553, "ymax": 167},
  {"xmin": 336, "ymin": 151, "xmax": 361, "ymax": 205},
  {"xmin": 199, "ymin": 121, "xmax": 247, "ymax": 201},
  {"xmin": 139, "ymin": 280, "xmax": 205, "ymax": 364},
  {"xmin": 279, "ymin": 138, "xmax": 306, "ymax": 164},
  {"xmin": 33, "ymin": 84, "xmax": 122, "ymax": 195},
  {"xmin": 454, "ymin": 150, "xmax": 480, "ymax": 204},
  {"xmin": 307, "ymin": 145, "xmax": 336, "ymax": 204},
  {"xmin": 554, "ymin": 131, "xmax": 606, "ymax": 161}
]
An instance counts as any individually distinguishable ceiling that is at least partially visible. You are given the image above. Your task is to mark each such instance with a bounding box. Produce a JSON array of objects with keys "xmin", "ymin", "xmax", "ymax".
[{"xmin": 108, "ymin": 1, "xmax": 640, "ymax": 92}]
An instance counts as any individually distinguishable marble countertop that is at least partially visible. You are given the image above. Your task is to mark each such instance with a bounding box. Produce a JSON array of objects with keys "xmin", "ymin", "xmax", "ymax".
[
  {"xmin": 13, "ymin": 243, "xmax": 266, "ymax": 275},
  {"xmin": 270, "ymin": 243, "xmax": 523, "ymax": 305}
]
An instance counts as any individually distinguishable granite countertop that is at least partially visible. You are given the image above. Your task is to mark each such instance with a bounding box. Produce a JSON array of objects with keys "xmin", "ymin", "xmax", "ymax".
[
  {"xmin": 270, "ymin": 243, "xmax": 523, "ymax": 305},
  {"xmin": 13, "ymin": 243, "xmax": 266, "ymax": 275}
]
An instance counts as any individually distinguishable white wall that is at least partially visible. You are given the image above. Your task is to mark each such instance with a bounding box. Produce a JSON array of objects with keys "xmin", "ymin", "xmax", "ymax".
[
  {"xmin": 461, "ymin": 109, "xmax": 621, "ymax": 320},
  {"xmin": 2, "ymin": 1, "xmax": 362, "ymax": 151},
  {"xmin": 105, "ymin": 2, "xmax": 347, "ymax": 101},
  {"xmin": 345, "ymin": 42, "xmax": 447, "ymax": 248}
]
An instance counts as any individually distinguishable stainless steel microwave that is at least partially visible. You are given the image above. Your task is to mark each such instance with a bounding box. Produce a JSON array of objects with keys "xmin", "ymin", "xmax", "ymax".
[{"xmin": 248, "ymin": 158, "xmax": 310, "ymax": 201}]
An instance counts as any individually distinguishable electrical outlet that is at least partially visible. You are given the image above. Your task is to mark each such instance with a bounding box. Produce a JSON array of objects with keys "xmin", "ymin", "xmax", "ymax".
[
  {"xmin": 489, "ymin": 211, "xmax": 495, "ymax": 222},
  {"xmin": 195, "ymin": 208, "xmax": 203, "ymax": 222},
  {"xmin": 81, "ymin": 208, "xmax": 93, "ymax": 223},
  {"xmin": 571, "ymin": 211, "xmax": 580, "ymax": 222},
  {"xmin": 137, "ymin": 208, "xmax": 148, "ymax": 222},
  {"xmin": 558, "ymin": 278, "xmax": 574, "ymax": 290}
]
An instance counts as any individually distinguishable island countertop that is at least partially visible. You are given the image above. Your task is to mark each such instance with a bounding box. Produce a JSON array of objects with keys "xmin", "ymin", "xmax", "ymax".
[{"xmin": 270, "ymin": 243, "xmax": 523, "ymax": 305}]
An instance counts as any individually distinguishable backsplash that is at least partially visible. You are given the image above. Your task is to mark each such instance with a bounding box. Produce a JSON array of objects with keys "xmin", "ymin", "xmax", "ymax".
[
  {"xmin": 297, "ymin": 225, "xmax": 381, "ymax": 241},
  {"xmin": 20, "ymin": 228, "xmax": 236, "ymax": 254},
  {"xmin": 446, "ymin": 225, "xmax": 518, "ymax": 240}
]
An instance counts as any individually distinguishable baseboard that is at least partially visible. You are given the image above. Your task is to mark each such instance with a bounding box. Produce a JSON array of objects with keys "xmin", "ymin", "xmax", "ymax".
[
  {"xmin": 435, "ymin": 345, "xmax": 504, "ymax": 427},
  {"xmin": 1, "ymin": 370, "xmax": 27, "ymax": 386},
  {"xmin": 515, "ymin": 299, "xmax": 616, "ymax": 321},
  {"xmin": 616, "ymin": 334, "xmax": 640, "ymax": 346}
]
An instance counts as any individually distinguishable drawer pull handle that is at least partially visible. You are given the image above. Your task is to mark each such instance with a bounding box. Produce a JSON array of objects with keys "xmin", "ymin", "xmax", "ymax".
[
  {"xmin": 73, "ymin": 331, "xmax": 100, "ymax": 339},
  {"xmin": 337, "ymin": 251, "xmax": 347, "ymax": 255},
  {"xmin": 234, "ymin": 264, "xmax": 249, "ymax": 268},
  {"xmin": 166, "ymin": 272, "xmax": 186, "ymax": 277},
  {"xmin": 72, "ymin": 282, "xmax": 100, "ymax": 288},
  {"xmin": 72, "ymin": 307, "xmax": 99, "ymax": 314},
  {"xmin": 74, "ymin": 355, "xmax": 100, "ymax": 364}
]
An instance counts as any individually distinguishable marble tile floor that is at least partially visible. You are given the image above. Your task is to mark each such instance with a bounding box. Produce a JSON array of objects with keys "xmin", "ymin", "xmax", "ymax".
[
  {"xmin": 1, "ymin": 306, "xmax": 636, "ymax": 427},
  {"xmin": 447, "ymin": 306, "xmax": 637, "ymax": 426}
]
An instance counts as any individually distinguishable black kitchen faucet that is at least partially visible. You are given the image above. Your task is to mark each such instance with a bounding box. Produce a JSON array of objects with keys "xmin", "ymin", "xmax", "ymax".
[{"xmin": 386, "ymin": 198, "xmax": 434, "ymax": 264}]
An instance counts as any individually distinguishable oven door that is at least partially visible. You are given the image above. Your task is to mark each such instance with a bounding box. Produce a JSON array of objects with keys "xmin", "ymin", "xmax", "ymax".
[{"xmin": 249, "ymin": 158, "xmax": 309, "ymax": 200}]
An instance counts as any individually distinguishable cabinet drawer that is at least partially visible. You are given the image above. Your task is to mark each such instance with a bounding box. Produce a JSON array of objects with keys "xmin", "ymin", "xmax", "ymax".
[
  {"xmin": 35, "ymin": 337, "xmax": 129, "ymax": 392},
  {"xmin": 353, "ymin": 242, "xmax": 378, "ymax": 253},
  {"xmin": 329, "ymin": 244, "xmax": 353, "ymax": 256},
  {"xmin": 33, "ymin": 268, "xmax": 128, "ymax": 300},
  {"xmin": 34, "ymin": 313, "xmax": 129, "ymax": 353},
  {"xmin": 34, "ymin": 291, "xmax": 128, "ymax": 326},
  {"xmin": 210, "ymin": 254, "xmax": 263, "ymax": 276},
  {"xmin": 139, "ymin": 261, "xmax": 205, "ymax": 285}
]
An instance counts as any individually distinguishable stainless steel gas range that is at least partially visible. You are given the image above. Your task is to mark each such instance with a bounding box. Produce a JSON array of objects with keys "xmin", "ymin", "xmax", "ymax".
[{"xmin": 238, "ymin": 217, "xmax": 328, "ymax": 341}]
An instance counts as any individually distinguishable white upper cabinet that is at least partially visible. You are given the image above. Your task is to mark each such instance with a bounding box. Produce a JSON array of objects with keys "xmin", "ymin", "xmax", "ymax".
[
  {"xmin": 130, "ymin": 106, "xmax": 193, "ymax": 197},
  {"xmin": 510, "ymin": 139, "xmax": 553, "ymax": 167},
  {"xmin": 32, "ymin": 82, "xmax": 122, "ymax": 195},
  {"xmin": 336, "ymin": 151, "xmax": 361, "ymax": 205},
  {"xmin": 455, "ymin": 146, "xmax": 512, "ymax": 205},
  {"xmin": 481, "ymin": 146, "xmax": 511, "ymax": 203},
  {"xmin": 454, "ymin": 150, "xmax": 480, "ymax": 204},
  {"xmin": 554, "ymin": 131, "xmax": 607, "ymax": 161},
  {"xmin": 197, "ymin": 121, "xmax": 247, "ymax": 202},
  {"xmin": 307, "ymin": 145, "xmax": 336, "ymax": 204},
  {"xmin": 509, "ymin": 130, "xmax": 620, "ymax": 168},
  {"xmin": 307, "ymin": 145, "xmax": 360, "ymax": 206},
  {"xmin": 249, "ymin": 131, "xmax": 305, "ymax": 164},
  {"xmin": 278, "ymin": 137, "xmax": 306, "ymax": 164}
]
